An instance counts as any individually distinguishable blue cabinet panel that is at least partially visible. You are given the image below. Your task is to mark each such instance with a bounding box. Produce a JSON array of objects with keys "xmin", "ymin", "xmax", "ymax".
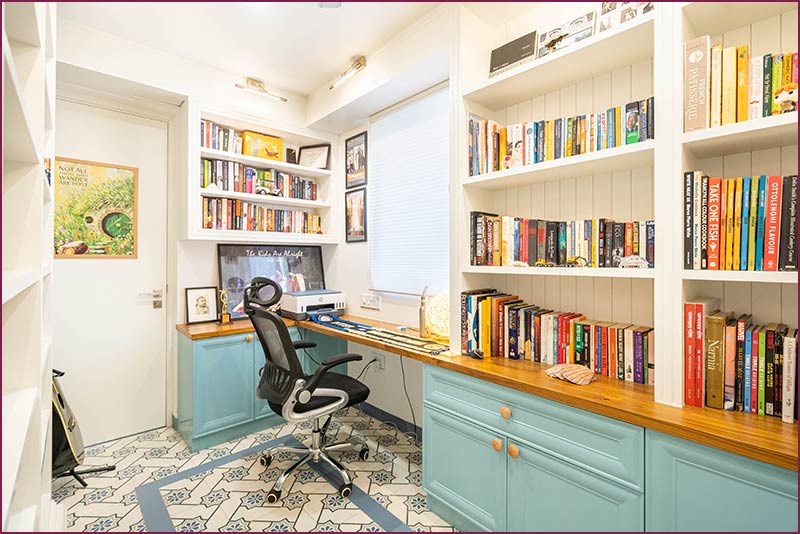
[
  {"xmin": 194, "ymin": 334, "xmax": 255, "ymax": 437},
  {"xmin": 507, "ymin": 440, "xmax": 644, "ymax": 532},
  {"xmin": 423, "ymin": 406, "xmax": 507, "ymax": 532},
  {"xmin": 646, "ymin": 430, "xmax": 798, "ymax": 532}
]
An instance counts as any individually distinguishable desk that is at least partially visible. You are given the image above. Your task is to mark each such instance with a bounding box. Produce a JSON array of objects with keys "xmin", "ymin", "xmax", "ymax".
[{"xmin": 177, "ymin": 314, "xmax": 798, "ymax": 470}]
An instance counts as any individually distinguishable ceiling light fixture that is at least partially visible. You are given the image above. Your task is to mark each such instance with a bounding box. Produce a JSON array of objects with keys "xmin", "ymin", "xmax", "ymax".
[
  {"xmin": 235, "ymin": 77, "xmax": 288, "ymax": 103},
  {"xmin": 329, "ymin": 56, "xmax": 366, "ymax": 91}
]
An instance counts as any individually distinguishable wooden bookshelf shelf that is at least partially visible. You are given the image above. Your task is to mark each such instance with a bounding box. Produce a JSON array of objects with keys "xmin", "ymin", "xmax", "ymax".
[
  {"xmin": 192, "ymin": 228, "xmax": 338, "ymax": 245},
  {"xmin": 2, "ymin": 35, "xmax": 42, "ymax": 165},
  {"xmin": 463, "ymin": 265, "xmax": 656, "ymax": 279},
  {"xmin": 199, "ymin": 147, "xmax": 332, "ymax": 179},
  {"xmin": 462, "ymin": 140, "xmax": 654, "ymax": 189},
  {"xmin": 199, "ymin": 189, "xmax": 331, "ymax": 210},
  {"xmin": 462, "ymin": 13, "xmax": 654, "ymax": 111},
  {"xmin": 681, "ymin": 2, "xmax": 797, "ymax": 39},
  {"xmin": 683, "ymin": 270, "xmax": 798, "ymax": 284},
  {"xmin": 682, "ymin": 113, "xmax": 798, "ymax": 159}
]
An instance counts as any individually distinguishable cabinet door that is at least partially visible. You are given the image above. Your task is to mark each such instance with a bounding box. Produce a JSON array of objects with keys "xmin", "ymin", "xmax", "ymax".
[
  {"xmin": 507, "ymin": 440, "xmax": 643, "ymax": 532},
  {"xmin": 423, "ymin": 406, "xmax": 507, "ymax": 532},
  {"xmin": 194, "ymin": 334, "xmax": 255, "ymax": 437},
  {"xmin": 646, "ymin": 430, "xmax": 798, "ymax": 532}
]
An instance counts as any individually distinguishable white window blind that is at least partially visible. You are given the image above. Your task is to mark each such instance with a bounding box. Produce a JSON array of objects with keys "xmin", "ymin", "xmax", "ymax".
[{"xmin": 369, "ymin": 88, "xmax": 450, "ymax": 295}]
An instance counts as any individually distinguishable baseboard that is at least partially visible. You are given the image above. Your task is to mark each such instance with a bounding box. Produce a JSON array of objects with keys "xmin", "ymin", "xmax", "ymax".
[{"xmin": 356, "ymin": 402, "xmax": 422, "ymax": 441}]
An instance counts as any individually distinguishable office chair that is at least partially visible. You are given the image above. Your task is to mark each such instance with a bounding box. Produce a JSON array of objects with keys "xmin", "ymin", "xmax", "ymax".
[{"xmin": 244, "ymin": 277, "xmax": 370, "ymax": 502}]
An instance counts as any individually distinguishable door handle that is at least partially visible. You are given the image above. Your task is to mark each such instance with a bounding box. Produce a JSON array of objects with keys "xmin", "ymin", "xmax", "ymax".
[{"xmin": 138, "ymin": 289, "xmax": 164, "ymax": 308}]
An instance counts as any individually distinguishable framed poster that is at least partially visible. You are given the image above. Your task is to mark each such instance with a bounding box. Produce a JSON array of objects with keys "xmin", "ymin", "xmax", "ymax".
[
  {"xmin": 345, "ymin": 188, "xmax": 367, "ymax": 243},
  {"xmin": 217, "ymin": 244, "xmax": 326, "ymax": 319},
  {"xmin": 297, "ymin": 143, "xmax": 331, "ymax": 169},
  {"xmin": 345, "ymin": 131, "xmax": 367, "ymax": 188},
  {"xmin": 53, "ymin": 157, "xmax": 138, "ymax": 258},
  {"xmin": 185, "ymin": 286, "xmax": 219, "ymax": 324}
]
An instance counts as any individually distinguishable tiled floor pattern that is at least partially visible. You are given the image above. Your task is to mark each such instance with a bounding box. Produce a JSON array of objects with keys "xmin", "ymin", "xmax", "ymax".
[{"xmin": 52, "ymin": 407, "xmax": 454, "ymax": 532}]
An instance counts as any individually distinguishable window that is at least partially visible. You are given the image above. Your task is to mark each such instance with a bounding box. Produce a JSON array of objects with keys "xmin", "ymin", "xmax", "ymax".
[{"xmin": 368, "ymin": 87, "xmax": 450, "ymax": 295}]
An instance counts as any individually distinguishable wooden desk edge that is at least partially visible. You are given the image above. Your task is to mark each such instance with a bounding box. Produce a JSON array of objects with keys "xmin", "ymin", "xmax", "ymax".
[{"xmin": 176, "ymin": 318, "xmax": 799, "ymax": 471}]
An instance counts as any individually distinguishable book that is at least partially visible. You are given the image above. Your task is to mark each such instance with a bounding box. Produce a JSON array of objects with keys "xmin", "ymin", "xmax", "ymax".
[
  {"xmin": 755, "ymin": 175, "xmax": 767, "ymax": 270},
  {"xmin": 771, "ymin": 54, "xmax": 783, "ymax": 115},
  {"xmin": 685, "ymin": 303, "xmax": 696, "ymax": 405},
  {"xmin": 723, "ymin": 317, "xmax": 737, "ymax": 410},
  {"xmin": 710, "ymin": 44, "xmax": 723, "ymax": 127},
  {"xmin": 624, "ymin": 327, "xmax": 635, "ymax": 382},
  {"xmin": 765, "ymin": 324, "xmax": 777, "ymax": 415},
  {"xmin": 744, "ymin": 325, "xmax": 754, "ymax": 412},
  {"xmin": 763, "ymin": 176, "xmax": 783, "ymax": 271},
  {"xmin": 735, "ymin": 314, "xmax": 751, "ymax": 411},
  {"xmin": 750, "ymin": 326, "xmax": 760, "ymax": 413},
  {"xmin": 693, "ymin": 171, "xmax": 702, "ymax": 269},
  {"xmin": 775, "ymin": 325, "xmax": 787, "ymax": 418},
  {"xmin": 489, "ymin": 30, "xmax": 538, "ymax": 77},
  {"xmin": 700, "ymin": 175, "xmax": 709, "ymax": 269},
  {"xmin": 705, "ymin": 311, "xmax": 730, "ymax": 409},
  {"xmin": 736, "ymin": 46, "xmax": 749, "ymax": 122},
  {"xmin": 747, "ymin": 175, "xmax": 759, "ymax": 270},
  {"xmin": 758, "ymin": 326, "xmax": 766, "ymax": 415},
  {"xmin": 625, "ymin": 102, "xmax": 640, "ymax": 145},
  {"xmin": 707, "ymin": 177, "xmax": 722, "ymax": 269},
  {"xmin": 720, "ymin": 178, "xmax": 727, "ymax": 269},
  {"xmin": 739, "ymin": 177, "xmax": 751, "ymax": 271},
  {"xmin": 749, "ymin": 55, "xmax": 764, "ymax": 120},
  {"xmin": 763, "ymin": 54, "xmax": 773, "ymax": 118},
  {"xmin": 685, "ymin": 36, "xmax": 711, "ymax": 131},
  {"xmin": 693, "ymin": 298, "xmax": 720, "ymax": 407},
  {"xmin": 725, "ymin": 176, "xmax": 736, "ymax": 270},
  {"xmin": 611, "ymin": 222, "xmax": 624, "ymax": 267},
  {"xmin": 732, "ymin": 177, "xmax": 743, "ymax": 270},
  {"xmin": 721, "ymin": 46, "xmax": 737, "ymax": 125},
  {"xmin": 779, "ymin": 175, "xmax": 798, "ymax": 271},
  {"xmin": 783, "ymin": 329, "xmax": 797, "ymax": 423},
  {"xmin": 684, "ymin": 172, "xmax": 694, "ymax": 269}
]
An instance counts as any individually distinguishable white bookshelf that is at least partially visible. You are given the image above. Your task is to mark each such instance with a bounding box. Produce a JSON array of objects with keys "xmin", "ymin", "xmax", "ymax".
[
  {"xmin": 2, "ymin": 2, "xmax": 58, "ymax": 530},
  {"xmin": 451, "ymin": 2, "xmax": 798, "ymax": 412},
  {"xmin": 183, "ymin": 107, "xmax": 339, "ymax": 245}
]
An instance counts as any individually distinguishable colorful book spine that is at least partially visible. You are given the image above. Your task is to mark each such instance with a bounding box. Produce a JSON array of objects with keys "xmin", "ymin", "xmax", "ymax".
[
  {"xmin": 771, "ymin": 54, "xmax": 783, "ymax": 115},
  {"xmin": 751, "ymin": 326, "xmax": 760, "ymax": 413},
  {"xmin": 705, "ymin": 312, "xmax": 727, "ymax": 409},
  {"xmin": 684, "ymin": 36, "xmax": 711, "ymax": 131},
  {"xmin": 707, "ymin": 177, "xmax": 722, "ymax": 269},
  {"xmin": 685, "ymin": 172, "xmax": 694, "ymax": 269},
  {"xmin": 763, "ymin": 54, "xmax": 773, "ymax": 118},
  {"xmin": 758, "ymin": 328, "xmax": 766, "ymax": 415},
  {"xmin": 744, "ymin": 326, "xmax": 752, "ymax": 413},
  {"xmin": 685, "ymin": 303, "xmax": 695, "ymax": 405},
  {"xmin": 732, "ymin": 177, "xmax": 743, "ymax": 270},
  {"xmin": 779, "ymin": 175, "xmax": 798, "ymax": 271},
  {"xmin": 710, "ymin": 44, "xmax": 723, "ymax": 127},
  {"xmin": 748, "ymin": 55, "xmax": 764, "ymax": 120},
  {"xmin": 782, "ymin": 330, "xmax": 797, "ymax": 423},
  {"xmin": 764, "ymin": 176, "xmax": 783, "ymax": 271},
  {"xmin": 739, "ymin": 176, "xmax": 750, "ymax": 270},
  {"xmin": 725, "ymin": 177, "xmax": 736, "ymax": 270},
  {"xmin": 736, "ymin": 46, "xmax": 749, "ymax": 122},
  {"xmin": 721, "ymin": 46, "xmax": 737, "ymax": 124}
]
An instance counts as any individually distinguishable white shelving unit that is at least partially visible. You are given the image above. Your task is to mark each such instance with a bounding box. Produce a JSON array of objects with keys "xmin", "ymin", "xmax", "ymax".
[
  {"xmin": 450, "ymin": 2, "xmax": 797, "ymax": 411},
  {"xmin": 183, "ymin": 106, "xmax": 339, "ymax": 245},
  {"xmin": 2, "ymin": 2, "xmax": 57, "ymax": 531}
]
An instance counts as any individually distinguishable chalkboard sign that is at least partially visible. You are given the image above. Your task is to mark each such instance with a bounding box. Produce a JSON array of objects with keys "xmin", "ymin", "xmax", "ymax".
[{"xmin": 217, "ymin": 244, "xmax": 326, "ymax": 319}]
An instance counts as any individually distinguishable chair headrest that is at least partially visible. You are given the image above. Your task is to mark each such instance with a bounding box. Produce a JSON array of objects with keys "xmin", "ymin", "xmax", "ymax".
[{"xmin": 243, "ymin": 277, "xmax": 283, "ymax": 315}]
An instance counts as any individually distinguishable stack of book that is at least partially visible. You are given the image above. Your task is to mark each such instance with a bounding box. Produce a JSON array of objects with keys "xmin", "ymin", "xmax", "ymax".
[
  {"xmin": 201, "ymin": 158, "xmax": 319, "ymax": 200},
  {"xmin": 467, "ymin": 97, "xmax": 654, "ymax": 176},
  {"xmin": 470, "ymin": 212, "xmax": 654, "ymax": 268},
  {"xmin": 201, "ymin": 198, "xmax": 322, "ymax": 234},
  {"xmin": 460, "ymin": 290, "xmax": 655, "ymax": 384},
  {"xmin": 684, "ymin": 37, "xmax": 798, "ymax": 131},
  {"xmin": 684, "ymin": 298, "xmax": 797, "ymax": 423},
  {"xmin": 684, "ymin": 173, "xmax": 797, "ymax": 271},
  {"xmin": 200, "ymin": 120, "xmax": 242, "ymax": 153}
]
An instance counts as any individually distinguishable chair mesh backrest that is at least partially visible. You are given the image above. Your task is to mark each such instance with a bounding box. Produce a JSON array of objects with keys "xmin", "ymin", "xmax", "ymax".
[{"xmin": 244, "ymin": 279, "xmax": 304, "ymax": 404}]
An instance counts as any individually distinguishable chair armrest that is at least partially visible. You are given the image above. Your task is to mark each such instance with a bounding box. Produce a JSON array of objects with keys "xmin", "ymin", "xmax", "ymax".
[
  {"xmin": 293, "ymin": 341, "xmax": 317, "ymax": 350},
  {"xmin": 297, "ymin": 353, "xmax": 363, "ymax": 400}
]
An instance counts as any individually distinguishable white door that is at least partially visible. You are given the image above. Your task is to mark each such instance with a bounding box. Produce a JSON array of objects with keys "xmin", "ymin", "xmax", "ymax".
[{"xmin": 54, "ymin": 99, "xmax": 168, "ymax": 445}]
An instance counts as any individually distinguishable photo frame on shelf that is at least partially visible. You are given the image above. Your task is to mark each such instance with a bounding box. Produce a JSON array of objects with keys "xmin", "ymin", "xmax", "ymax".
[
  {"xmin": 345, "ymin": 187, "xmax": 367, "ymax": 243},
  {"xmin": 345, "ymin": 131, "xmax": 367, "ymax": 188},
  {"xmin": 538, "ymin": 10, "xmax": 596, "ymax": 58},
  {"xmin": 298, "ymin": 143, "xmax": 331, "ymax": 169},
  {"xmin": 185, "ymin": 286, "xmax": 219, "ymax": 324}
]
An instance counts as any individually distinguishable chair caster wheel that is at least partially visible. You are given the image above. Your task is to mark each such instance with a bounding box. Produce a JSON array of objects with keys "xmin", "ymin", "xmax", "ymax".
[
  {"xmin": 259, "ymin": 455, "xmax": 272, "ymax": 467},
  {"xmin": 358, "ymin": 446, "xmax": 369, "ymax": 461},
  {"xmin": 338, "ymin": 483, "xmax": 353, "ymax": 498},
  {"xmin": 266, "ymin": 489, "xmax": 281, "ymax": 503}
]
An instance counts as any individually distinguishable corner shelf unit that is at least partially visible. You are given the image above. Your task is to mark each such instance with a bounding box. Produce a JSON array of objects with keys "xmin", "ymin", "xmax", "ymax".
[
  {"xmin": 2, "ymin": 2, "xmax": 58, "ymax": 530},
  {"xmin": 183, "ymin": 106, "xmax": 338, "ymax": 245},
  {"xmin": 451, "ymin": 2, "xmax": 798, "ymax": 413}
]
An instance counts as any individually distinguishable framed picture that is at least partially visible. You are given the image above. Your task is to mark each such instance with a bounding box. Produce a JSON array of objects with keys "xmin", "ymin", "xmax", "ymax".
[
  {"xmin": 345, "ymin": 188, "xmax": 367, "ymax": 243},
  {"xmin": 538, "ymin": 11, "xmax": 596, "ymax": 58},
  {"xmin": 297, "ymin": 143, "xmax": 331, "ymax": 170},
  {"xmin": 345, "ymin": 131, "xmax": 367, "ymax": 188},
  {"xmin": 185, "ymin": 286, "xmax": 219, "ymax": 324},
  {"xmin": 53, "ymin": 157, "xmax": 138, "ymax": 258}
]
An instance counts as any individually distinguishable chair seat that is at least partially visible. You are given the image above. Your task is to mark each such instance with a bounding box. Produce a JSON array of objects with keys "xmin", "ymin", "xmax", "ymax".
[{"xmin": 268, "ymin": 372, "xmax": 370, "ymax": 415}]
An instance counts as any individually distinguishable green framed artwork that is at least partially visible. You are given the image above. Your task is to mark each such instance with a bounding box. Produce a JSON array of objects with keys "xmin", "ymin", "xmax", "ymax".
[{"xmin": 54, "ymin": 157, "xmax": 138, "ymax": 258}]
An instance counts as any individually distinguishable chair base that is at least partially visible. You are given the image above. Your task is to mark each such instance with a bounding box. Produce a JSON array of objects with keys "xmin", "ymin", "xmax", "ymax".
[{"xmin": 259, "ymin": 417, "xmax": 368, "ymax": 500}]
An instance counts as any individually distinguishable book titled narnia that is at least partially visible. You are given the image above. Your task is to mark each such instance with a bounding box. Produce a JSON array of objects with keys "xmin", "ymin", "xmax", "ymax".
[{"xmin": 705, "ymin": 311, "xmax": 730, "ymax": 410}]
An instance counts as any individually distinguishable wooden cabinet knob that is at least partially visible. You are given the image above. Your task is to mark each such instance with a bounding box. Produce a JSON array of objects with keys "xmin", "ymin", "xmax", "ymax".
[
  {"xmin": 508, "ymin": 444, "xmax": 519, "ymax": 459},
  {"xmin": 499, "ymin": 406, "xmax": 512, "ymax": 419},
  {"xmin": 245, "ymin": 334, "xmax": 254, "ymax": 342},
  {"xmin": 491, "ymin": 438, "xmax": 503, "ymax": 452}
]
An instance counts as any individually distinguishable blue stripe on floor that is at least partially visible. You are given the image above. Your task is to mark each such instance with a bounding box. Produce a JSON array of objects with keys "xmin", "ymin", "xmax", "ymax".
[{"xmin": 135, "ymin": 434, "xmax": 410, "ymax": 532}]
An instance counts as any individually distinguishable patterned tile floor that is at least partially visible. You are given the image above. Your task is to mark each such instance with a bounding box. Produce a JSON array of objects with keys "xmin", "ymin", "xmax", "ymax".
[{"xmin": 53, "ymin": 407, "xmax": 454, "ymax": 532}]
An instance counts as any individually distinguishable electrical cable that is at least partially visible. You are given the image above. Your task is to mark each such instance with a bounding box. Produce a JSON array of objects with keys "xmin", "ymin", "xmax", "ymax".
[{"xmin": 355, "ymin": 359, "xmax": 378, "ymax": 381}]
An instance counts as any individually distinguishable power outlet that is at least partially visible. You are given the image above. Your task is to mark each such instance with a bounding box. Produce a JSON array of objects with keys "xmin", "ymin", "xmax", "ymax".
[
  {"xmin": 371, "ymin": 352, "xmax": 386, "ymax": 370},
  {"xmin": 360, "ymin": 293, "xmax": 381, "ymax": 310}
]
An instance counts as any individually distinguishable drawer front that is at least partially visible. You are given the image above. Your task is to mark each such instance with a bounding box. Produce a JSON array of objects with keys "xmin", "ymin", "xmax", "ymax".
[
  {"xmin": 646, "ymin": 430, "xmax": 798, "ymax": 532},
  {"xmin": 423, "ymin": 406, "xmax": 507, "ymax": 532},
  {"xmin": 423, "ymin": 365, "xmax": 644, "ymax": 490}
]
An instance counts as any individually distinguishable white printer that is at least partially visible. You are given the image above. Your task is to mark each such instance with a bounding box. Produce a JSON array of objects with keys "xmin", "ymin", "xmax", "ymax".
[{"xmin": 280, "ymin": 289, "xmax": 345, "ymax": 321}]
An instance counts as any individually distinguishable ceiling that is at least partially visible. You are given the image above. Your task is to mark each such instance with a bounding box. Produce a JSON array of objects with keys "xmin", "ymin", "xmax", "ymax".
[{"xmin": 58, "ymin": 2, "xmax": 439, "ymax": 96}]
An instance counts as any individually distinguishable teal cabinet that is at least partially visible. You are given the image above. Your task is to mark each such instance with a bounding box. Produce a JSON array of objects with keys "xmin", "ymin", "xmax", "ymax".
[
  {"xmin": 423, "ymin": 406, "xmax": 507, "ymax": 532},
  {"xmin": 507, "ymin": 439, "xmax": 643, "ymax": 532},
  {"xmin": 177, "ymin": 326, "xmax": 347, "ymax": 451},
  {"xmin": 195, "ymin": 334, "xmax": 255, "ymax": 436},
  {"xmin": 646, "ymin": 430, "xmax": 798, "ymax": 532}
]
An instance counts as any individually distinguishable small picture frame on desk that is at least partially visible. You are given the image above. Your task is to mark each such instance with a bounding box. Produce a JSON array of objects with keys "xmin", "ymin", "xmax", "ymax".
[
  {"xmin": 185, "ymin": 286, "xmax": 219, "ymax": 324},
  {"xmin": 345, "ymin": 187, "xmax": 367, "ymax": 243},
  {"xmin": 298, "ymin": 143, "xmax": 331, "ymax": 170}
]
